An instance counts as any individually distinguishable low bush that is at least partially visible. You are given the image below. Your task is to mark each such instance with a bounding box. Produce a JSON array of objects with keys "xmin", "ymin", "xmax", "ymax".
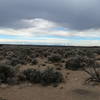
[
  {"xmin": 30, "ymin": 59, "xmax": 38, "ymax": 65},
  {"xmin": 20, "ymin": 68, "xmax": 64, "ymax": 86},
  {"xmin": 7, "ymin": 57, "xmax": 26, "ymax": 66},
  {"xmin": 65, "ymin": 56, "xmax": 92, "ymax": 70},
  {"xmin": 23, "ymin": 68, "xmax": 41, "ymax": 83},
  {"xmin": 0, "ymin": 64, "xmax": 16, "ymax": 83},
  {"xmin": 48, "ymin": 55, "xmax": 62, "ymax": 63},
  {"xmin": 41, "ymin": 68, "xmax": 63, "ymax": 86},
  {"xmin": 82, "ymin": 59, "xmax": 100, "ymax": 83}
]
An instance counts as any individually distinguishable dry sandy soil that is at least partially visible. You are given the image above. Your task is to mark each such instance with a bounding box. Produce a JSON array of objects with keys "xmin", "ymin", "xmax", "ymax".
[
  {"xmin": 0, "ymin": 45, "xmax": 100, "ymax": 100},
  {"xmin": 0, "ymin": 68, "xmax": 100, "ymax": 100}
]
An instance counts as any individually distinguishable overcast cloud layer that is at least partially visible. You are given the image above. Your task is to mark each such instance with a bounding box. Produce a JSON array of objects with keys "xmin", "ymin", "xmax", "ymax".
[
  {"xmin": 0, "ymin": 0, "xmax": 100, "ymax": 45},
  {"xmin": 0, "ymin": 0, "xmax": 100, "ymax": 30}
]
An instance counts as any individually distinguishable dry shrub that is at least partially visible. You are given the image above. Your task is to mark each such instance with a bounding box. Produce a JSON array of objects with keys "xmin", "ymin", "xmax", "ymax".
[
  {"xmin": 65, "ymin": 56, "xmax": 93, "ymax": 70},
  {"xmin": 48, "ymin": 54, "xmax": 62, "ymax": 63},
  {"xmin": 65, "ymin": 56, "xmax": 83, "ymax": 70},
  {"xmin": 19, "ymin": 68, "xmax": 64, "ymax": 86},
  {"xmin": 83, "ymin": 60, "xmax": 100, "ymax": 83},
  {"xmin": 0, "ymin": 64, "xmax": 16, "ymax": 84},
  {"xmin": 22, "ymin": 68, "xmax": 41, "ymax": 83},
  {"xmin": 41, "ymin": 68, "xmax": 64, "ymax": 86}
]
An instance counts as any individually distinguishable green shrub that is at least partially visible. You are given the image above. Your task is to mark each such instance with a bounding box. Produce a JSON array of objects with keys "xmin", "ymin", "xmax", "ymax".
[
  {"xmin": 7, "ymin": 57, "xmax": 26, "ymax": 66},
  {"xmin": 23, "ymin": 68, "xmax": 41, "ymax": 83},
  {"xmin": 0, "ymin": 64, "xmax": 16, "ymax": 83},
  {"xmin": 21, "ymin": 68, "xmax": 64, "ymax": 86},
  {"xmin": 65, "ymin": 56, "xmax": 91, "ymax": 70},
  {"xmin": 48, "ymin": 55, "xmax": 62, "ymax": 63},
  {"xmin": 41, "ymin": 68, "xmax": 63, "ymax": 86},
  {"xmin": 31, "ymin": 59, "xmax": 38, "ymax": 65}
]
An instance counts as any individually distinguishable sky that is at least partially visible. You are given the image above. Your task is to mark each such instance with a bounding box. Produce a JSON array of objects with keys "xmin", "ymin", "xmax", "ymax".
[{"xmin": 0, "ymin": 0, "xmax": 100, "ymax": 46}]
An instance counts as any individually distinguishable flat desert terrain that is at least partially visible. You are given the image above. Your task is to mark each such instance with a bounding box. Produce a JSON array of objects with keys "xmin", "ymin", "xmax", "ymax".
[{"xmin": 0, "ymin": 45, "xmax": 100, "ymax": 100}]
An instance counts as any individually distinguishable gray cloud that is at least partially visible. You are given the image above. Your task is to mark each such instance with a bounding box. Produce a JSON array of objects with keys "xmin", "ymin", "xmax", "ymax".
[{"xmin": 0, "ymin": 0, "xmax": 100, "ymax": 30}]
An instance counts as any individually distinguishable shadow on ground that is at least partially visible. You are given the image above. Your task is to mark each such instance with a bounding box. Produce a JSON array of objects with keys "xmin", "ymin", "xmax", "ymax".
[{"xmin": 71, "ymin": 88, "xmax": 100, "ymax": 100}]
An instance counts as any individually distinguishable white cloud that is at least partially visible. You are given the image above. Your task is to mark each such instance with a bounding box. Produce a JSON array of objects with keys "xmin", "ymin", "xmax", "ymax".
[
  {"xmin": 0, "ymin": 38, "xmax": 100, "ymax": 46},
  {"xmin": 74, "ymin": 29, "xmax": 100, "ymax": 37},
  {"xmin": 21, "ymin": 18, "xmax": 57, "ymax": 29},
  {"xmin": 0, "ymin": 28, "xmax": 33, "ymax": 37},
  {"xmin": 0, "ymin": 18, "xmax": 100, "ymax": 38},
  {"xmin": 0, "ymin": 38, "xmax": 69, "ymax": 45},
  {"xmin": 0, "ymin": 18, "xmax": 71, "ymax": 37},
  {"xmin": 0, "ymin": 18, "xmax": 100, "ymax": 46}
]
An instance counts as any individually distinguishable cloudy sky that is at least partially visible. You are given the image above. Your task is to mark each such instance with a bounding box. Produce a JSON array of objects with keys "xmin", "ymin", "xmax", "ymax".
[{"xmin": 0, "ymin": 0, "xmax": 100, "ymax": 46}]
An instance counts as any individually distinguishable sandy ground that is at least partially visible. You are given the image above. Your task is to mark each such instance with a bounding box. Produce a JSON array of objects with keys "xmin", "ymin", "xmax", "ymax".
[{"xmin": 0, "ymin": 70, "xmax": 100, "ymax": 100}]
